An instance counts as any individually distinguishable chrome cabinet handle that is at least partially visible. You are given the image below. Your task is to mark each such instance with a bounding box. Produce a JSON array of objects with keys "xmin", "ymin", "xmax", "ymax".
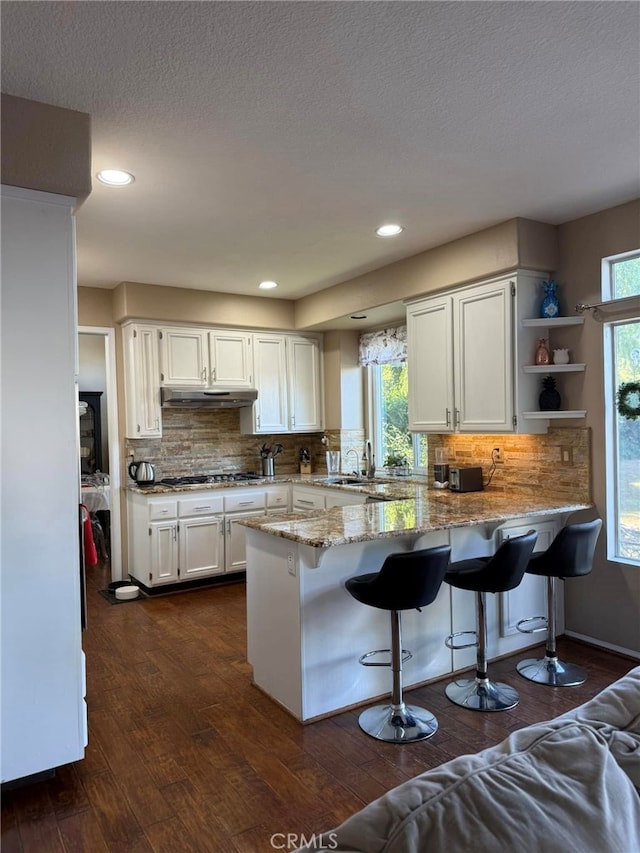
[
  {"xmin": 238, "ymin": 501, "xmax": 254, "ymax": 506},
  {"xmin": 194, "ymin": 506, "xmax": 211, "ymax": 511},
  {"xmin": 454, "ymin": 408, "xmax": 460, "ymax": 428},
  {"xmin": 297, "ymin": 499, "xmax": 315, "ymax": 505},
  {"xmin": 445, "ymin": 408, "xmax": 451, "ymax": 427}
]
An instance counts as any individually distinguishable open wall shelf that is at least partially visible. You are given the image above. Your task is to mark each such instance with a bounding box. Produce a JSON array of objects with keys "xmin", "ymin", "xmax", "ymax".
[
  {"xmin": 521, "ymin": 317, "xmax": 585, "ymax": 328},
  {"xmin": 522, "ymin": 363, "xmax": 586, "ymax": 373},
  {"xmin": 522, "ymin": 410, "xmax": 586, "ymax": 420}
]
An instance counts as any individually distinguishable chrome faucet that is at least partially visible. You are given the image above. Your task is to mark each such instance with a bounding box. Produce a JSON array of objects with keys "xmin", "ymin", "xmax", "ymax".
[
  {"xmin": 365, "ymin": 441, "xmax": 376, "ymax": 479},
  {"xmin": 345, "ymin": 448, "xmax": 360, "ymax": 476}
]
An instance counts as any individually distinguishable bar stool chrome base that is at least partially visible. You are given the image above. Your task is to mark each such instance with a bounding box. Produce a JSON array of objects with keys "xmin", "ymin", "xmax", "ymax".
[
  {"xmin": 445, "ymin": 676, "xmax": 519, "ymax": 711},
  {"xmin": 358, "ymin": 702, "xmax": 438, "ymax": 743},
  {"xmin": 517, "ymin": 655, "xmax": 587, "ymax": 686}
]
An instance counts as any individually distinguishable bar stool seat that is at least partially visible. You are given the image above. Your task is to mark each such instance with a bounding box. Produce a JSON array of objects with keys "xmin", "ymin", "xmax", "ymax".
[
  {"xmin": 444, "ymin": 530, "xmax": 537, "ymax": 712},
  {"xmin": 517, "ymin": 519, "xmax": 602, "ymax": 687},
  {"xmin": 345, "ymin": 545, "xmax": 451, "ymax": 743}
]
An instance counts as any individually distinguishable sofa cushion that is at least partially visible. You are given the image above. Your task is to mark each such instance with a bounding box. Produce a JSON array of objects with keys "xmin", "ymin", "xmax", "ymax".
[
  {"xmin": 303, "ymin": 721, "xmax": 640, "ymax": 853},
  {"xmin": 554, "ymin": 664, "xmax": 640, "ymax": 789}
]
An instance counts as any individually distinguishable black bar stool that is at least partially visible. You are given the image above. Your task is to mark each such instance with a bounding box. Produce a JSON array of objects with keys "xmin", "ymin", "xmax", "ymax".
[
  {"xmin": 345, "ymin": 545, "xmax": 451, "ymax": 743},
  {"xmin": 444, "ymin": 530, "xmax": 538, "ymax": 712},
  {"xmin": 516, "ymin": 519, "xmax": 602, "ymax": 687}
]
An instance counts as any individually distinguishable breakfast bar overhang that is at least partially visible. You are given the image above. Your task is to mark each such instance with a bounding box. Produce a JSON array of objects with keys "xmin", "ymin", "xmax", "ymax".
[{"xmin": 241, "ymin": 490, "xmax": 592, "ymax": 723}]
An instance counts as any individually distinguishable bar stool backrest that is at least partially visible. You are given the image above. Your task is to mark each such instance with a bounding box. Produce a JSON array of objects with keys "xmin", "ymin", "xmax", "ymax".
[
  {"xmin": 532, "ymin": 519, "xmax": 602, "ymax": 578},
  {"xmin": 355, "ymin": 546, "xmax": 451, "ymax": 611},
  {"xmin": 481, "ymin": 530, "xmax": 538, "ymax": 593}
]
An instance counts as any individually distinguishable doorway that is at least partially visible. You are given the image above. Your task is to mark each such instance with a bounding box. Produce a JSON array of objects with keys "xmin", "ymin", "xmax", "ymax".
[{"xmin": 78, "ymin": 326, "xmax": 122, "ymax": 581}]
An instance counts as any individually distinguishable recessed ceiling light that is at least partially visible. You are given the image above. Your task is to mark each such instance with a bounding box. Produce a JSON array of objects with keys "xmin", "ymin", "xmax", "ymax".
[
  {"xmin": 96, "ymin": 169, "xmax": 135, "ymax": 187},
  {"xmin": 350, "ymin": 314, "xmax": 368, "ymax": 320},
  {"xmin": 259, "ymin": 280, "xmax": 278, "ymax": 290},
  {"xmin": 376, "ymin": 223, "xmax": 404, "ymax": 237}
]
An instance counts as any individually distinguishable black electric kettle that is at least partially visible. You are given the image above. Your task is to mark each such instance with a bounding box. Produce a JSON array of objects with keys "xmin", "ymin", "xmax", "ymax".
[{"xmin": 128, "ymin": 460, "xmax": 155, "ymax": 485}]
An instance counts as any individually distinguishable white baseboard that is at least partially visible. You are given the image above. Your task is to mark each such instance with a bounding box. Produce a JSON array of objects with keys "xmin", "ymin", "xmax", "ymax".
[{"xmin": 564, "ymin": 630, "xmax": 640, "ymax": 661}]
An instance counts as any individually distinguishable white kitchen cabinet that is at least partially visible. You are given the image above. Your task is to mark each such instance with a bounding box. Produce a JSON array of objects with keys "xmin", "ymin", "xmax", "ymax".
[
  {"xmin": 407, "ymin": 271, "xmax": 553, "ymax": 434},
  {"xmin": 180, "ymin": 516, "xmax": 225, "ymax": 579},
  {"xmin": 408, "ymin": 277, "xmax": 514, "ymax": 433},
  {"xmin": 128, "ymin": 488, "xmax": 266, "ymax": 587},
  {"xmin": 149, "ymin": 520, "xmax": 179, "ymax": 585},
  {"xmin": 240, "ymin": 333, "xmax": 323, "ymax": 434},
  {"xmin": 160, "ymin": 327, "xmax": 208, "ymax": 385},
  {"xmin": 160, "ymin": 327, "xmax": 253, "ymax": 388},
  {"xmin": 242, "ymin": 333, "xmax": 289, "ymax": 432},
  {"xmin": 324, "ymin": 490, "xmax": 368, "ymax": 507},
  {"xmin": 292, "ymin": 485, "xmax": 326, "ymax": 513},
  {"xmin": 123, "ymin": 323, "xmax": 162, "ymax": 438},
  {"xmin": 208, "ymin": 331, "xmax": 253, "ymax": 387},
  {"xmin": 497, "ymin": 520, "xmax": 560, "ymax": 638},
  {"xmin": 225, "ymin": 510, "xmax": 265, "ymax": 572},
  {"xmin": 288, "ymin": 335, "xmax": 323, "ymax": 432},
  {"xmin": 266, "ymin": 485, "xmax": 290, "ymax": 512}
]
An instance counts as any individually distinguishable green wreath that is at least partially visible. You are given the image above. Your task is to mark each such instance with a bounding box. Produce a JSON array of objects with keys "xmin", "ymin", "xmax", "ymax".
[{"xmin": 616, "ymin": 381, "xmax": 640, "ymax": 421}]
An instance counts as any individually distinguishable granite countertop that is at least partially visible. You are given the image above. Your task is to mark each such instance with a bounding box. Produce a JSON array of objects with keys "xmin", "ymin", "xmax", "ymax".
[
  {"xmin": 239, "ymin": 488, "xmax": 593, "ymax": 548},
  {"xmin": 126, "ymin": 474, "xmax": 418, "ymax": 497}
]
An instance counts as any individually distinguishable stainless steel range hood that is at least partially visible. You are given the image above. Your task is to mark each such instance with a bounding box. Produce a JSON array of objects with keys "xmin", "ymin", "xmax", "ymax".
[{"xmin": 161, "ymin": 387, "xmax": 258, "ymax": 408}]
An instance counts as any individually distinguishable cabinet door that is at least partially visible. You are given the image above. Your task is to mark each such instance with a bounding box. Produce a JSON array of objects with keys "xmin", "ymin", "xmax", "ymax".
[
  {"xmin": 124, "ymin": 325, "xmax": 162, "ymax": 438},
  {"xmin": 498, "ymin": 521, "xmax": 558, "ymax": 638},
  {"xmin": 249, "ymin": 334, "xmax": 289, "ymax": 433},
  {"xmin": 407, "ymin": 297, "xmax": 454, "ymax": 432},
  {"xmin": 225, "ymin": 510, "xmax": 265, "ymax": 573},
  {"xmin": 288, "ymin": 336, "xmax": 323, "ymax": 432},
  {"xmin": 160, "ymin": 328, "xmax": 207, "ymax": 385},
  {"xmin": 179, "ymin": 516, "xmax": 224, "ymax": 579},
  {"xmin": 454, "ymin": 280, "xmax": 514, "ymax": 432},
  {"xmin": 208, "ymin": 332, "xmax": 253, "ymax": 387},
  {"xmin": 149, "ymin": 520, "xmax": 179, "ymax": 585}
]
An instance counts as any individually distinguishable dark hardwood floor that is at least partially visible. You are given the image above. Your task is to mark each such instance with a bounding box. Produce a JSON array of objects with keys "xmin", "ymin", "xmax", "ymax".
[{"xmin": 2, "ymin": 558, "xmax": 635, "ymax": 852}]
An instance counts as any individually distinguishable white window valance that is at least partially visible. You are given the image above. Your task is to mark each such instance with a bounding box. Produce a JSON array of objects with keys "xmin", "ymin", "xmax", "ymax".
[{"xmin": 358, "ymin": 325, "xmax": 407, "ymax": 366}]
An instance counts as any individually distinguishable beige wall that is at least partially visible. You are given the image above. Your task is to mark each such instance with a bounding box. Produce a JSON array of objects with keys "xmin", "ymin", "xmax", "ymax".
[
  {"xmin": 555, "ymin": 199, "xmax": 640, "ymax": 653},
  {"xmin": 294, "ymin": 218, "xmax": 558, "ymax": 329},
  {"xmin": 113, "ymin": 281, "xmax": 295, "ymax": 329},
  {"xmin": 78, "ymin": 287, "xmax": 115, "ymax": 327},
  {"xmin": 323, "ymin": 331, "xmax": 364, "ymax": 431},
  {"xmin": 1, "ymin": 94, "xmax": 91, "ymax": 204}
]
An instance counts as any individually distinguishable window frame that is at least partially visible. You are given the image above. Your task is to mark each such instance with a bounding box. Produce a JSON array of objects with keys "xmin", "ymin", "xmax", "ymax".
[
  {"xmin": 366, "ymin": 364, "xmax": 426, "ymax": 474},
  {"xmin": 602, "ymin": 250, "xmax": 640, "ymax": 567}
]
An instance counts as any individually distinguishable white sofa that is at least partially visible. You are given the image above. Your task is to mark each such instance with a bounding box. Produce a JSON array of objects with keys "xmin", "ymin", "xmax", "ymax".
[{"xmin": 297, "ymin": 666, "xmax": 640, "ymax": 853}]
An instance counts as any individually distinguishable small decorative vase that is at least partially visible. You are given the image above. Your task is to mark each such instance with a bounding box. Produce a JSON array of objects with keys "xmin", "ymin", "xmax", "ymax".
[
  {"xmin": 539, "ymin": 375, "xmax": 561, "ymax": 411},
  {"xmin": 535, "ymin": 339, "xmax": 550, "ymax": 365},
  {"xmin": 540, "ymin": 280, "xmax": 560, "ymax": 318},
  {"xmin": 553, "ymin": 348, "xmax": 570, "ymax": 365}
]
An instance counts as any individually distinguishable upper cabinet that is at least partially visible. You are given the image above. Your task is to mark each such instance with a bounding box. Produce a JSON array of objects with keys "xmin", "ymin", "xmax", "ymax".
[
  {"xmin": 159, "ymin": 327, "xmax": 253, "ymax": 388},
  {"xmin": 240, "ymin": 333, "xmax": 323, "ymax": 434},
  {"xmin": 123, "ymin": 324, "xmax": 162, "ymax": 438},
  {"xmin": 122, "ymin": 322, "xmax": 323, "ymax": 438},
  {"xmin": 408, "ymin": 277, "xmax": 515, "ymax": 433},
  {"xmin": 407, "ymin": 271, "xmax": 583, "ymax": 434}
]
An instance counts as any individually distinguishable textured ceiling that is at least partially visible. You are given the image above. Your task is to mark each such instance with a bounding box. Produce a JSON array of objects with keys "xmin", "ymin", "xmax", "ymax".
[{"xmin": 1, "ymin": 1, "xmax": 639, "ymax": 313}]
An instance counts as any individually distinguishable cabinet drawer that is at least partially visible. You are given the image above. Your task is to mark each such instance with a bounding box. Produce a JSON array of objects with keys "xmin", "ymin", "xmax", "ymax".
[
  {"xmin": 178, "ymin": 495, "xmax": 224, "ymax": 516},
  {"xmin": 292, "ymin": 488, "xmax": 325, "ymax": 511},
  {"xmin": 148, "ymin": 499, "xmax": 178, "ymax": 520},
  {"xmin": 266, "ymin": 487, "xmax": 289, "ymax": 509},
  {"xmin": 224, "ymin": 490, "xmax": 266, "ymax": 512}
]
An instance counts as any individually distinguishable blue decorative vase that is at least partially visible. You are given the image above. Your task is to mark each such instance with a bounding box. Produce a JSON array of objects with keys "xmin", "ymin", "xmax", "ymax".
[{"xmin": 540, "ymin": 280, "xmax": 560, "ymax": 318}]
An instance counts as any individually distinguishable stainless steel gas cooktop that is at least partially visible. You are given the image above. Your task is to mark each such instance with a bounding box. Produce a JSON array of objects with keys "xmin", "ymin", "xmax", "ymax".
[{"xmin": 158, "ymin": 473, "xmax": 262, "ymax": 487}]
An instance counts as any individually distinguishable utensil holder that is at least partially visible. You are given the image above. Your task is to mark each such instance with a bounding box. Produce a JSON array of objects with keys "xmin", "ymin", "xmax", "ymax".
[{"xmin": 261, "ymin": 458, "xmax": 275, "ymax": 477}]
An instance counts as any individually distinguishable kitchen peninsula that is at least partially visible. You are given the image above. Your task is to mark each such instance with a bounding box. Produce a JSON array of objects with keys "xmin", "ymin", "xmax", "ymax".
[{"xmin": 240, "ymin": 486, "xmax": 593, "ymax": 722}]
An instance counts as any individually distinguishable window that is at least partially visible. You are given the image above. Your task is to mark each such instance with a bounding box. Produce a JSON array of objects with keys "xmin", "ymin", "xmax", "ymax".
[
  {"xmin": 369, "ymin": 363, "xmax": 427, "ymax": 471},
  {"xmin": 603, "ymin": 252, "xmax": 640, "ymax": 564}
]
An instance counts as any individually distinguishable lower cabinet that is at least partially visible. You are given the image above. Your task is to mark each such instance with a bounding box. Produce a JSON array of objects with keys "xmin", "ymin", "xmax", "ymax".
[{"xmin": 128, "ymin": 489, "xmax": 266, "ymax": 588}]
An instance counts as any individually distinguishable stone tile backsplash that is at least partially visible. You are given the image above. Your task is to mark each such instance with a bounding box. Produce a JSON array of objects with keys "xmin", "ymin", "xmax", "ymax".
[
  {"xmin": 124, "ymin": 409, "xmax": 328, "ymax": 478},
  {"xmin": 428, "ymin": 428, "xmax": 591, "ymax": 502},
  {"xmin": 125, "ymin": 410, "xmax": 590, "ymax": 504}
]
